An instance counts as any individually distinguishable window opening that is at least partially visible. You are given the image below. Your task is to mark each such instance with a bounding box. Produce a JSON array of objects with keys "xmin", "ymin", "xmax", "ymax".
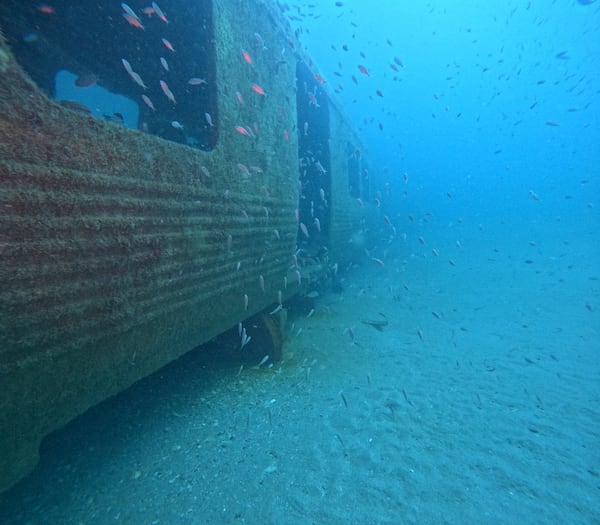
[
  {"xmin": 296, "ymin": 61, "xmax": 331, "ymax": 261},
  {"xmin": 0, "ymin": 0, "xmax": 217, "ymax": 149}
]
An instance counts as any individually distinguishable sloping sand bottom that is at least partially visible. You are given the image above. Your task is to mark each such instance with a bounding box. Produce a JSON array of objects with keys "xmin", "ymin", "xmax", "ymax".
[{"xmin": 1, "ymin": 224, "xmax": 598, "ymax": 524}]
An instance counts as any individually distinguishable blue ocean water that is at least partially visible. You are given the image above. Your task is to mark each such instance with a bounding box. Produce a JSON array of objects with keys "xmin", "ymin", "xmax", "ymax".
[{"xmin": 292, "ymin": 0, "xmax": 599, "ymax": 230}]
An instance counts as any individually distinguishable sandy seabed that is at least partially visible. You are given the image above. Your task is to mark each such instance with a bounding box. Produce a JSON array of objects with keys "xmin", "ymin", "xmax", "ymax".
[{"xmin": 1, "ymin": 221, "xmax": 598, "ymax": 525}]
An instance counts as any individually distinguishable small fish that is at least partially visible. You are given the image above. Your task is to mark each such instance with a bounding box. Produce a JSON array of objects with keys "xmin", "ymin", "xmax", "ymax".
[
  {"xmin": 38, "ymin": 4, "xmax": 55, "ymax": 14},
  {"xmin": 236, "ymin": 91, "xmax": 244, "ymax": 104},
  {"xmin": 123, "ymin": 13, "xmax": 145, "ymax": 30},
  {"xmin": 314, "ymin": 161, "xmax": 326, "ymax": 173},
  {"xmin": 251, "ymin": 83, "xmax": 266, "ymax": 95},
  {"xmin": 171, "ymin": 120, "xmax": 184, "ymax": 130},
  {"xmin": 257, "ymin": 355, "xmax": 270, "ymax": 367},
  {"xmin": 372, "ymin": 257, "xmax": 385, "ymax": 267},
  {"xmin": 188, "ymin": 77, "xmax": 207, "ymax": 85},
  {"xmin": 121, "ymin": 2, "xmax": 140, "ymax": 21},
  {"xmin": 243, "ymin": 293, "xmax": 249, "ymax": 310},
  {"xmin": 358, "ymin": 64, "xmax": 370, "ymax": 76},
  {"xmin": 242, "ymin": 49, "xmax": 252, "ymax": 64},
  {"xmin": 237, "ymin": 163, "xmax": 250, "ymax": 176},
  {"xmin": 160, "ymin": 56, "xmax": 169, "ymax": 71},
  {"xmin": 254, "ymin": 32, "xmax": 266, "ymax": 50},
  {"xmin": 130, "ymin": 71, "xmax": 147, "ymax": 89},
  {"xmin": 152, "ymin": 2, "xmax": 168, "ymax": 23},
  {"xmin": 402, "ymin": 388, "xmax": 414, "ymax": 406},
  {"xmin": 340, "ymin": 392, "xmax": 348, "ymax": 408},
  {"xmin": 240, "ymin": 329, "xmax": 251, "ymax": 349},
  {"xmin": 205, "ymin": 112, "xmax": 214, "ymax": 127},
  {"xmin": 159, "ymin": 80, "xmax": 175, "ymax": 103},
  {"xmin": 141, "ymin": 94, "xmax": 155, "ymax": 111},
  {"xmin": 161, "ymin": 37, "xmax": 175, "ymax": 53},
  {"xmin": 74, "ymin": 72, "xmax": 98, "ymax": 87},
  {"xmin": 299, "ymin": 222, "xmax": 309, "ymax": 238},
  {"xmin": 307, "ymin": 92, "xmax": 319, "ymax": 107},
  {"xmin": 234, "ymin": 125, "xmax": 251, "ymax": 136},
  {"xmin": 121, "ymin": 58, "xmax": 134, "ymax": 75},
  {"xmin": 346, "ymin": 327, "xmax": 355, "ymax": 342},
  {"xmin": 270, "ymin": 304, "xmax": 283, "ymax": 315}
]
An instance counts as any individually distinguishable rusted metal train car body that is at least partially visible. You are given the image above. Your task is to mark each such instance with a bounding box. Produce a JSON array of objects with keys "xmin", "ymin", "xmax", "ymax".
[{"xmin": 0, "ymin": 0, "xmax": 373, "ymax": 492}]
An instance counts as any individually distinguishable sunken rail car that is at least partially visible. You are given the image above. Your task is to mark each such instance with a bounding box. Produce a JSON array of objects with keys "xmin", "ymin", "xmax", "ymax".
[{"xmin": 0, "ymin": 0, "xmax": 373, "ymax": 492}]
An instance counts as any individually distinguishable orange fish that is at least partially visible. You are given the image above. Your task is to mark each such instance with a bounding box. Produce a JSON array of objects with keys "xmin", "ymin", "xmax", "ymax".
[
  {"xmin": 161, "ymin": 37, "xmax": 175, "ymax": 53},
  {"xmin": 151, "ymin": 2, "xmax": 168, "ymax": 23},
  {"xmin": 242, "ymin": 49, "xmax": 252, "ymax": 64},
  {"xmin": 123, "ymin": 13, "xmax": 145, "ymax": 29},
  {"xmin": 251, "ymin": 83, "xmax": 265, "ymax": 95},
  {"xmin": 38, "ymin": 4, "xmax": 55, "ymax": 14},
  {"xmin": 234, "ymin": 125, "xmax": 250, "ymax": 136},
  {"xmin": 314, "ymin": 74, "xmax": 326, "ymax": 83}
]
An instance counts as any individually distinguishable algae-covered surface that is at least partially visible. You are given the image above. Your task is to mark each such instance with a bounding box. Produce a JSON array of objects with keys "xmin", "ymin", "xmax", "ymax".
[{"xmin": 0, "ymin": 214, "xmax": 597, "ymax": 524}]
